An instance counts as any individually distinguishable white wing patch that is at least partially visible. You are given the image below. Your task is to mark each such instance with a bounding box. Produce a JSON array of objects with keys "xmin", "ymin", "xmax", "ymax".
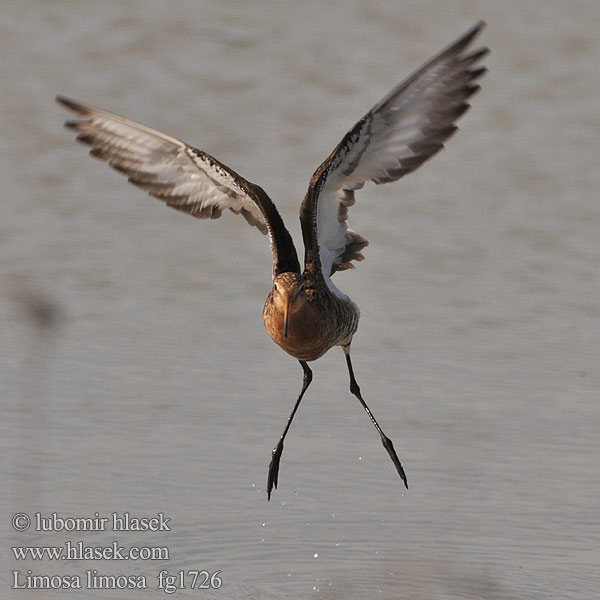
[
  {"xmin": 303, "ymin": 22, "xmax": 488, "ymax": 291},
  {"xmin": 57, "ymin": 96, "xmax": 269, "ymax": 234}
]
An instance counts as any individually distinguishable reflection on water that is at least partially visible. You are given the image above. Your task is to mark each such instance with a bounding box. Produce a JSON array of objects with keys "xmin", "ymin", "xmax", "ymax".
[{"xmin": 2, "ymin": 1, "xmax": 599, "ymax": 598}]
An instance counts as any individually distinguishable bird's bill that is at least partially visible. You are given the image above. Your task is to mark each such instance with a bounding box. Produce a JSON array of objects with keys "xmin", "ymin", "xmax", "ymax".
[{"xmin": 283, "ymin": 296, "xmax": 291, "ymax": 338}]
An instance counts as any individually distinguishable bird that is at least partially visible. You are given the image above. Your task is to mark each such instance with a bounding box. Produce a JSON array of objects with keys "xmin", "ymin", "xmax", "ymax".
[{"xmin": 57, "ymin": 22, "xmax": 488, "ymax": 500}]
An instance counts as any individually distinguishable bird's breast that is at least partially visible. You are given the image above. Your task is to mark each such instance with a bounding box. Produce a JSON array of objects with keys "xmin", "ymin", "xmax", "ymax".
[{"xmin": 262, "ymin": 292, "xmax": 358, "ymax": 362}]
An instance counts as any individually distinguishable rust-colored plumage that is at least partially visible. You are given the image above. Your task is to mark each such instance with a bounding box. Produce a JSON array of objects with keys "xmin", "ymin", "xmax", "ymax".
[
  {"xmin": 263, "ymin": 272, "xmax": 358, "ymax": 362},
  {"xmin": 58, "ymin": 23, "xmax": 488, "ymax": 500}
]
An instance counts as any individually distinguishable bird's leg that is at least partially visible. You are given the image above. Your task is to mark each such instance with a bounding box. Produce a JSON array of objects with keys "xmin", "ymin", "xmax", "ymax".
[
  {"xmin": 267, "ymin": 360, "xmax": 313, "ymax": 501},
  {"xmin": 343, "ymin": 346, "xmax": 408, "ymax": 489}
]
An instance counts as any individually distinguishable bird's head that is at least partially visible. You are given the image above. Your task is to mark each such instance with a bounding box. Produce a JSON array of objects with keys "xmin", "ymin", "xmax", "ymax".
[{"xmin": 271, "ymin": 272, "xmax": 306, "ymax": 339}]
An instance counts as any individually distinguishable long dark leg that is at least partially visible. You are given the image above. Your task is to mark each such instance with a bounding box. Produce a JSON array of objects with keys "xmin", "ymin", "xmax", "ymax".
[
  {"xmin": 267, "ymin": 360, "xmax": 313, "ymax": 501},
  {"xmin": 344, "ymin": 347, "xmax": 408, "ymax": 489}
]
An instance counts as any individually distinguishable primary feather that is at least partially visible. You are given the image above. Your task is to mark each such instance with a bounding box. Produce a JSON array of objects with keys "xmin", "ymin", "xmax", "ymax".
[
  {"xmin": 56, "ymin": 95, "xmax": 300, "ymax": 276},
  {"xmin": 58, "ymin": 22, "xmax": 487, "ymax": 285},
  {"xmin": 300, "ymin": 21, "xmax": 488, "ymax": 283}
]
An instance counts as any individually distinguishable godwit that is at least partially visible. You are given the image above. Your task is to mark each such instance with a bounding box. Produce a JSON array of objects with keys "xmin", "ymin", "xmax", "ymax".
[{"xmin": 58, "ymin": 22, "xmax": 487, "ymax": 500}]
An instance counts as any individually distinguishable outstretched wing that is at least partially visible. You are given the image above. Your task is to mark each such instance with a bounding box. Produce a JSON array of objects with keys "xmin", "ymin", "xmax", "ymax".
[
  {"xmin": 57, "ymin": 96, "xmax": 299, "ymax": 276},
  {"xmin": 300, "ymin": 22, "xmax": 488, "ymax": 281}
]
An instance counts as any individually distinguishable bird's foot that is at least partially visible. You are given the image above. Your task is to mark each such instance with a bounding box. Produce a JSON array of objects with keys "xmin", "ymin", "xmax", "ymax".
[
  {"xmin": 267, "ymin": 441, "xmax": 284, "ymax": 501},
  {"xmin": 381, "ymin": 434, "xmax": 408, "ymax": 489}
]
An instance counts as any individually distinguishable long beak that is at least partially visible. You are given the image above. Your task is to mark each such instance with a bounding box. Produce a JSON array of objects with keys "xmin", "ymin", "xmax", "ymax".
[{"xmin": 283, "ymin": 296, "xmax": 291, "ymax": 339}]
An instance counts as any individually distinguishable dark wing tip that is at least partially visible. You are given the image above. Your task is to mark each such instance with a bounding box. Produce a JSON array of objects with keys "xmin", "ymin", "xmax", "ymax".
[
  {"xmin": 55, "ymin": 94, "xmax": 70, "ymax": 106},
  {"xmin": 464, "ymin": 20, "xmax": 487, "ymax": 42},
  {"xmin": 56, "ymin": 95, "xmax": 85, "ymax": 113},
  {"xmin": 465, "ymin": 47, "xmax": 491, "ymax": 64},
  {"xmin": 440, "ymin": 20, "xmax": 487, "ymax": 61},
  {"xmin": 432, "ymin": 21, "xmax": 488, "ymax": 68},
  {"xmin": 64, "ymin": 119, "xmax": 83, "ymax": 130},
  {"xmin": 469, "ymin": 66, "xmax": 488, "ymax": 81}
]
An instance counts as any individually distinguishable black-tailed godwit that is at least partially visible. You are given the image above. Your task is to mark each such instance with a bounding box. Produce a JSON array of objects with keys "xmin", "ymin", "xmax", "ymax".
[{"xmin": 58, "ymin": 22, "xmax": 488, "ymax": 500}]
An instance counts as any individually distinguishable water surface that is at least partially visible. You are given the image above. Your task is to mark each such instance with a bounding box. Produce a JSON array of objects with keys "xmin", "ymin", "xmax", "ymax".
[{"xmin": 2, "ymin": 1, "xmax": 599, "ymax": 598}]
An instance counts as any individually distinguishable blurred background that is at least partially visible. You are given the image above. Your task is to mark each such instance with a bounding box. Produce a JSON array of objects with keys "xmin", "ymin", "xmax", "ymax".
[{"xmin": 2, "ymin": 1, "xmax": 598, "ymax": 598}]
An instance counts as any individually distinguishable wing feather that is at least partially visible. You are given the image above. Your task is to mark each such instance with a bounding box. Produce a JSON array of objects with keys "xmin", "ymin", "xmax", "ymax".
[
  {"xmin": 57, "ymin": 96, "xmax": 300, "ymax": 275},
  {"xmin": 300, "ymin": 22, "xmax": 488, "ymax": 281}
]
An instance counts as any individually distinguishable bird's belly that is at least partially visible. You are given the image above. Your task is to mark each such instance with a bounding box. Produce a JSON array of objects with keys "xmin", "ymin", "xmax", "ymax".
[
  {"xmin": 270, "ymin": 325, "xmax": 332, "ymax": 362},
  {"xmin": 263, "ymin": 298, "xmax": 358, "ymax": 362}
]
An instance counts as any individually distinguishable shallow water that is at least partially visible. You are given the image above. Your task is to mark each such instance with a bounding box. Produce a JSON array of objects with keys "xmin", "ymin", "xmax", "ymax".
[{"xmin": 2, "ymin": 1, "xmax": 599, "ymax": 598}]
